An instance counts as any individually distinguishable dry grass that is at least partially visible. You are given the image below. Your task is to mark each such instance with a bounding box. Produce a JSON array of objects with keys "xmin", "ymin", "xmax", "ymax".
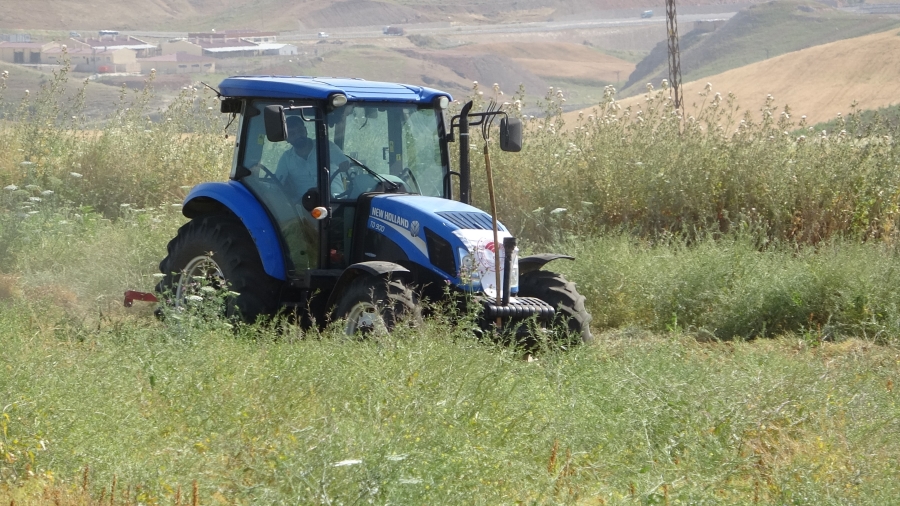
[
  {"xmin": 568, "ymin": 27, "xmax": 900, "ymax": 126},
  {"xmin": 0, "ymin": 274, "xmax": 21, "ymax": 301},
  {"xmin": 455, "ymin": 42, "xmax": 635, "ymax": 82}
]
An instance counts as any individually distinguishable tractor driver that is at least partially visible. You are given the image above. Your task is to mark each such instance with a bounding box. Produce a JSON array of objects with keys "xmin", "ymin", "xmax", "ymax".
[{"xmin": 276, "ymin": 115, "xmax": 349, "ymax": 199}]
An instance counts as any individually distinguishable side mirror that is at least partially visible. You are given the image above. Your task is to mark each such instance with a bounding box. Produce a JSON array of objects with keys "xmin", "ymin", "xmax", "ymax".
[
  {"xmin": 263, "ymin": 105, "xmax": 287, "ymax": 142},
  {"xmin": 499, "ymin": 117, "xmax": 522, "ymax": 152},
  {"xmin": 220, "ymin": 98, "xmax": 242, "ymax": 114}
]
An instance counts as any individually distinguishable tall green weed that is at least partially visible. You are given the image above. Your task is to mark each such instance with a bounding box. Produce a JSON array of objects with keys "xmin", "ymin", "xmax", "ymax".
[
  {"xmin": 0, "ymin": 59, "xmax": 231, "ymax": 218},
  {"xmin": 469, "ymin": 83, "xmax": 900, "ymax": 245}
]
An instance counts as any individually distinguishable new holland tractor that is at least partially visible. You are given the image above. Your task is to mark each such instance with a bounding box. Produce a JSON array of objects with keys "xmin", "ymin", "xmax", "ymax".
[{"xmin": 130, "ymin": 76, "xmax": 592, "ymax": 342}]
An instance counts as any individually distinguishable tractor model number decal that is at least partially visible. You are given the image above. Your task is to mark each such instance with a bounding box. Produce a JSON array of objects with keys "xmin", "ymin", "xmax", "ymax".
[
  {"xmin": 370, "ymin": 207, "xmax": 409, "ymax": 229},
  {"xmin": 368, "ymin": 206, "xmax": 428, "ymax": 260}
]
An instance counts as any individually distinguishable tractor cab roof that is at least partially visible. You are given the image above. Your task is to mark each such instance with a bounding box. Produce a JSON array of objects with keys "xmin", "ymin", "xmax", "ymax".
[{"xmin": 218, "ymin": 75, "xmax": 451, "ymax": 104}]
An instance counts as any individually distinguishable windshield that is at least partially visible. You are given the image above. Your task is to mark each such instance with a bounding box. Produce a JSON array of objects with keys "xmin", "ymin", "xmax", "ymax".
[{"xmin": 326, "ymin": 102, "xmax": 447, "ymax": 198}]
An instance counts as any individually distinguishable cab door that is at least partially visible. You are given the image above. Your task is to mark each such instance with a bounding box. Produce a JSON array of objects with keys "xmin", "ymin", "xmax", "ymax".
[{"xmin": 237, "ymin": 99, "xmax": 322, "ymax": 276}]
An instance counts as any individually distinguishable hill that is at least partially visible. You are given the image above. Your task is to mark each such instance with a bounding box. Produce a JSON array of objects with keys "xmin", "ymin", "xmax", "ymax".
[
  {"xmin": 2, "ymin": 0, "xmax": 765, "ymax": 31},
  {"xmin": 621, "ymin": 0, "xmax": 900, "ymax": 98},
  {"xmin": 568, "ymin": 27, "xmax": 900, "ymax": 127}
]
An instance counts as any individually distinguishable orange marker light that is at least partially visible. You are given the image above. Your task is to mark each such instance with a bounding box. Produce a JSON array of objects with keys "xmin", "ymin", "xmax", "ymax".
[{"xmin": 311, "ymin": 207, "xmax": 328, "ymax": 220}]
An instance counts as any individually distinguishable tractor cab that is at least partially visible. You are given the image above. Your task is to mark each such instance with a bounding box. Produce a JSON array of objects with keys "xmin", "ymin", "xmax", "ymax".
[{"xmin": 221, "ymin": 77, "xmax": 452, "ymax": 276}]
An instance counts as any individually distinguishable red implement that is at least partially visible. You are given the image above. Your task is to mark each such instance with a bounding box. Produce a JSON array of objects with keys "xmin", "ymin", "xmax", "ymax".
[{"xmin": 124, "ymin": 290, "xmax": 158, "ymax": 307}]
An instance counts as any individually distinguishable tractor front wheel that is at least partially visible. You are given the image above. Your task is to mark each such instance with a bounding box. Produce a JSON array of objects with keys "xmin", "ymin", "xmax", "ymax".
[
  {"xmin": 333, "ymin": 277, "xmax": 420, "ymax": 335},
  {"xmin": 518, "ymin": 270, "xmax": 593, "ymax": 344},
  {"xmin": 156, "ymin": 214, "xmax": 280, "ymax": 323}
]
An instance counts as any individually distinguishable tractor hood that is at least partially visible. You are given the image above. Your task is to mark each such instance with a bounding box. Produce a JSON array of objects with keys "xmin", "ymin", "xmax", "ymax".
[{"xmin": 366, "ymin": 194, "xmax": 518, "ymax": 296}]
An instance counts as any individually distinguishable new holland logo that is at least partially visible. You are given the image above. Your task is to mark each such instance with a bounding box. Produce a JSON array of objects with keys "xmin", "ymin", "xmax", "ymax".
[{"xmin": 409, "ymin": 220, "xmax": 420, "ymax": 237}]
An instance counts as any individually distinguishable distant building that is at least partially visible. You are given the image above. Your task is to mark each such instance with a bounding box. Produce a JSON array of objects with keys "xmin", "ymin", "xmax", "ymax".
[
  {"xmin": 0, "ymin": 33, "xmax": 32, "ymax": 43},
  {"xmin": 161, "ymin": 37, "xmax": 296, "ymax": 58},
  {"xmin": 186, "ymin": 30, "xmax": 278, "ymax": 44},
  {"xmin": 73, "ymin": 34, "xmax": 159, "ymax": 58},
  {"xmin": 161, "ymin": 39, "xmax": 204, "ymax": 57},
  {"xmin": 42, "ymin": 45, "xmax": 140, "ymax": 73},
  {"xmin": 0, "ymin": 41, "xmax": 46, "ymax": 64},
  {"xmin": 141, "ymin": 51, "xmax": 216, "ymax": 74}
]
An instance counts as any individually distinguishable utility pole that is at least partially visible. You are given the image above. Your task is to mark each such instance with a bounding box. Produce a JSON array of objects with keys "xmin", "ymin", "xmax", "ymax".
[{"xmin": 666, "ymin": 0, "xmax": 684, "ymax": 114}]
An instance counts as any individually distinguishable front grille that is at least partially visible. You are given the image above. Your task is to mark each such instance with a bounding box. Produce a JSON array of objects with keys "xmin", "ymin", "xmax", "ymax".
[
  {"xmin": 425, "ymin": 227, "xmax": 457, "ymax": 275},
  {"xmin": 436, "ymin": 211, "xmax": 507, "ymax": 231}
]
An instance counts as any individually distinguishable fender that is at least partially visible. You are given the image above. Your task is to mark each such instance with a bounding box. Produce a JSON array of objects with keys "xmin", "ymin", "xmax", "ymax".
[
  {"xmin": 182, "ymin": 181, "xmax": 287, "ymax": 280},
  {"xmin": 325, "ymin": 261, "xmax": 410, "ymax": 310},
  {"xmin": 518, "ymin": 253, "xmax": 575, "ymax": 275}
]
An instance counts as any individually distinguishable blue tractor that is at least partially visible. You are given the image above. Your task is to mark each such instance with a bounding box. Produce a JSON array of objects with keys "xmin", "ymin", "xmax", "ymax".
[{"xmin": 154, "ymin": 76, "xmax": 592, "ymax": 342}]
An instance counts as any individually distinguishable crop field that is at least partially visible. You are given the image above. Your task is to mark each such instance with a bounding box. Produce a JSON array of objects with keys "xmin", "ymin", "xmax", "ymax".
[{"xmin": 1, "ymin": 62, "xmax": 899, "ymax": 504}]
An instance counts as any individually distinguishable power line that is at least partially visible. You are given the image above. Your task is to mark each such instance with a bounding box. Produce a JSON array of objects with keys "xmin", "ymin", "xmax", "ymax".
[{"xmin": 666, "ymin": 0, "xmax": 684, "ymax": 114}]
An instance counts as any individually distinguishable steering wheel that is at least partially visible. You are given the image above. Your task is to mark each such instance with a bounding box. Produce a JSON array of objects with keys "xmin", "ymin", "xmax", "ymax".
[
  {"xmin": 253, "ymin": 163, "xmax": 281, "ymax": 184},
  {"xmin": 330, "ymin": 162, "xmax": 353, "ymax": 199}
]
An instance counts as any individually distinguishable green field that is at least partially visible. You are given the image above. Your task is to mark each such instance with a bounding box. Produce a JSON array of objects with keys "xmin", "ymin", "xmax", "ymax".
[{"xmin": 1, "ymin": 60, "xmax": 900, "ymax": 504}]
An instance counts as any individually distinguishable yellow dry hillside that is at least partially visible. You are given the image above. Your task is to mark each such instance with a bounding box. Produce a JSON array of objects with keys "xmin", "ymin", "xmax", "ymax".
[
  {"xmin": 567, "ymin": 28, "xmax": 900, "ymax": 126},
  {"xmin": 455, "ymin": 42, "xmax": 635, "ymax": 83}
]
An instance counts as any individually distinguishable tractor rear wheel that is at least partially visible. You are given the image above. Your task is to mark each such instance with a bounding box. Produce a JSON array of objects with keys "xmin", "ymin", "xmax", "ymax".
[
  {"xmin": 156, "ymin": 214, "xmax": 280, "ymax": 323},
  {"xmin": 517, "ymin": 270, "xmax": 593, "ymax": 344},
  {"xmin": 333, "ymin": 276, "xmax": 420, "ymax": 335}
]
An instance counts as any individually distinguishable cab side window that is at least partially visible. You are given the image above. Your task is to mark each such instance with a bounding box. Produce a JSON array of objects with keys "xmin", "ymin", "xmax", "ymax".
[{"xmin": 239, "ymin": 100, "xmax": 321, "ymax": 274}]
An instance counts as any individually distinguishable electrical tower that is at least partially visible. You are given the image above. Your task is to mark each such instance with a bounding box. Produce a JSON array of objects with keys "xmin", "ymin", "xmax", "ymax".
[{"xmin": 665, "ymin": 0, "xmax": 684, "ymax": 114}]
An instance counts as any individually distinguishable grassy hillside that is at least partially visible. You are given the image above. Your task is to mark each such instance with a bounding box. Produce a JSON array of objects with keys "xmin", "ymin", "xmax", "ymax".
[
  {"xmin": 0, "ymin": 65, "xmax": 128, "ymax": 123},
  {"xmin": 621, "ymin": 0, "xmax": 900, "ymax": 97},
  {"xmin": 569, "ymin": 27, "xmax": 900, "ymax": 126}
]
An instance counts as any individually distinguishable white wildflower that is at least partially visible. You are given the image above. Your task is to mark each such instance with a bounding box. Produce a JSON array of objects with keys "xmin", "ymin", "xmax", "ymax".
[
  {"xmin": 70, "ymin": 172, "xmax": 83, "ymax": 178},
  {"xmin": 4, "ymin": 185, "xmax": 17, "ymax": 191},
  {"xmin": 550, "ymin": 208, "xmax": 567, "ymax": 215},
  {"xmin": 186, "ymin": 295, "xmax": 203, "ymax": 302},
  {"xmin": 28, "ymin": 197, "xmax": 41, "ymax": 202},
  {"xmin": 333, "ymin": 459, "xmax": 362, "ymax": 467}
]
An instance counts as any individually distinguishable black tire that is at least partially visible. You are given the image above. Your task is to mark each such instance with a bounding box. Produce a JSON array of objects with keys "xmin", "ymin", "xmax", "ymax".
[
  {"xmin": 517, "ymin": 270, "xmax": 593, "ymax": 344},
  {"xmin": 156, "ymin": 214, "xmax": 281, "ymax": 323},
  {"xmin": 333, "ymin": 276, "xmax": 421, "ymax": 335}
]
